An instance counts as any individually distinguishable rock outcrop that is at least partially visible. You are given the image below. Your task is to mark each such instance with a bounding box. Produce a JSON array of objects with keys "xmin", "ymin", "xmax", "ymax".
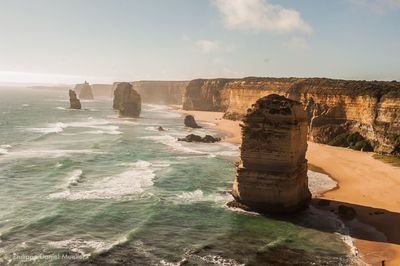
[
  {"xmin": 78, "ymin": 81, "xmax": 94, "ymax": 100},
  {"xmin": 178, "ymin": 134, "xmax": 221, "ymax": 143},
  {"xmin": 113, "ymin": 82, "xmax": 141, "ymax": 118},
  {"xmin": 231, "ymin": 94, "xmax": 311, "ymax": 214},
  {"xmin": 69, "ymin": 90, "xmax": 81, "ymax": 109},
  {"xmin": 182, "ymin": 77, "xmax": 400, "ymax": 155},
  {"xmin": 184, "ymin": 115, "xmax": 201, "ymax": 128}
]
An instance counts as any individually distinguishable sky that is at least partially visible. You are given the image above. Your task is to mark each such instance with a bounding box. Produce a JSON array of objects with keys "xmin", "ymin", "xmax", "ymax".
[{"xmin": 0, "ymin": 0, "xmax": 399, "ymax": 84}]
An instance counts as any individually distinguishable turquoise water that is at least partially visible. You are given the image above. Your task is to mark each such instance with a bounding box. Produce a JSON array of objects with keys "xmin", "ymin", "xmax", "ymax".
[{"xmin": 0, "ymin": 88, "xmax": 353, "ymax": 265}]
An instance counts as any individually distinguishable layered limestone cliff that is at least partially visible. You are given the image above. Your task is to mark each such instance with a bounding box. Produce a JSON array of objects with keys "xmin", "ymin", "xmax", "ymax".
[
  {"xmin": 91, "ymin": 84, "xmax": 113, "ymax": 98},
  {"xmin": 74, "ymin": 81, "xmax": 94, "ymax": 100},
  {"xmin": 182, "ymin": 79, "xmax": 234, "ymax": 111},
  {"xmin": 182, "ymin": 77, "xmax": 400, "ymax": 155},
  {"xmin": 69, "ymin": 90, "xmax": 81, "ymax": 109},
  {"xmin": 112, "ymin": 81, "xmax": 188, "ymax": 105},
  {"xmin": 231, "ymin": 94, "xmax": 311, "ymax": 213},
  {"xmin": 133, "ymin": 81, "xmax": 189, "ymax": 104},
  {"xmin": 113, "ymin": 82, "xmax": 141, "ymax": 118}
]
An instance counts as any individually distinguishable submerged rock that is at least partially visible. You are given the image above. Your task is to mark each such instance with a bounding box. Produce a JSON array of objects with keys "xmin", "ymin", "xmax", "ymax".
[
  {"xmin": 113, "ymin": 82, "xmax": 141, "ymax": 118},
  {"xmin": 69, "ymin": 90, "xmax": 81, "ymax": 109},
  {"xmin": 178, "ymin": 134, "xmax": 221, "ymax": 143},
  {"xmin": 184, "ymin": 115, "xmax": 201, "ymax": 128},
  {"xmin": 338, "ymin": 205, "xmax": 357, "ymax": 220},
  {"xmin": 231, "ymin": 94, "xmax": 311, "ymax": 214},
  {"xmin": 79, "ymin": 81, "xmax": 94, "ymax": 100},
  {"xmin": 158, "ymin": 126, "xmax": 165, "ymax": 131}
]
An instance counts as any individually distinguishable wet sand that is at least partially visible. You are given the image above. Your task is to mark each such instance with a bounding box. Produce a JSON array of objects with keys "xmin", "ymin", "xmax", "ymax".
[{"xmin": 176, "ymin": 109, "xmax": 400, "ymax": 266}]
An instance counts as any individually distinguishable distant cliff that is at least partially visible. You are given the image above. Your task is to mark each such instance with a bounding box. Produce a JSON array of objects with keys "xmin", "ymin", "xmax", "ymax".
[
  {"xmin": 112, "ymin": 81, "xmax": 189, "ymax": 105},
  {"xmin": 91, "ymin": 84, "xmax": 113, "ymax": 98},
  {"xmin": 182, "ymin": 77, "xmax": 400, "ymax": 155}
]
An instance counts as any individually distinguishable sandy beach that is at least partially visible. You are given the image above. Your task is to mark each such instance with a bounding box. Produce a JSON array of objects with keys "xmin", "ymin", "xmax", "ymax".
[{"xmin": 177, "ymin": 109, "xmax": 400, "ymax": 266}]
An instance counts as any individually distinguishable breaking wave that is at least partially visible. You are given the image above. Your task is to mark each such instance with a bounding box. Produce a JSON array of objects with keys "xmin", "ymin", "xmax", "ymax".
[
  {"xmin": 27, "ymin": 118, "xmax": 122, "ymax": 135},
  {"xmin": 139, "ymin": 135, "xmax": 239, "ymax": 158},
  {"xmin": 48, "ymin": 160, "xmax": 168, "ymax": 200},
  {"xmin": 0, "ymin": 144, "xmax": 12, "ymax": 155}
]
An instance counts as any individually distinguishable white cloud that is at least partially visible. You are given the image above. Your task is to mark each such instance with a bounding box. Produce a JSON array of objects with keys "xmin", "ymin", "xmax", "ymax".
[
  {"xmin": 350, "ymin": 0, "xmax": 400, "ymax": 13},
  {"xmin": 211, "ymin": 0, "xmax": 313, "ymax": 34},
  {"xmin": 195, "ymin": 40, "xmax": 220, "ymax": 53},
  {"xmin": 283, "ymin": 37, "xmax": 310, "ymax": 50}
]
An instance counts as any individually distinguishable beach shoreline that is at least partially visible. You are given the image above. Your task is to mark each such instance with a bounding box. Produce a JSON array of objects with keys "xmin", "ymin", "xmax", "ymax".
[{"xmin": 174, "ymin": 107, "xmax": 400, "ymax": 266}]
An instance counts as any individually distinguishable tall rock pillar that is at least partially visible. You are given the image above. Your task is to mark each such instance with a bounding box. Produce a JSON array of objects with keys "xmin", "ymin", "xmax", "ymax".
[
  {"xmin": 112, "ymin": 82, "xmax": 141, "ymax": 118},
  {"xmin": 231, "ymin": 94, "xmax": 311, "ymax": 213}
]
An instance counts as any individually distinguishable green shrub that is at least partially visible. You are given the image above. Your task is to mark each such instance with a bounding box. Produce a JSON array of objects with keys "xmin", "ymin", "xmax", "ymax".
[
  {"xmin": 351, "ymin": 140, "xmax": 373, "ymax": 152},
  {"xmin": 328, "ymin": 133, "xmax": 349, "ymax": 147},
  {"xmin": 347, "ymin": 132, "xmax": 364, "ymax": 147}
]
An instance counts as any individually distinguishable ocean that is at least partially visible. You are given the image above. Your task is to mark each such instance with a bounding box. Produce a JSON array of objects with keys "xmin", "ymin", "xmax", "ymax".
[{"xmin": 0, "ymin": 88, "xmax": 357, "ymax": 265}]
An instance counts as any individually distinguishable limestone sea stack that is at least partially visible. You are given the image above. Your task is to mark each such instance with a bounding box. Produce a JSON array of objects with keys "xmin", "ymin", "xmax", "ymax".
[
  {"xmin": 184, "ymin": 115, "xmax": 201, "ymax": 128},
  {"xmin": 113, "ymin": 82, "xmax": 141, "ymax": 118},
  {"xmin": 231, "ymin": 94, "xmax": 311, "ymax": 214},
  {"xmin": 79, "ymin": 81, "xmax": 94, "ymax": 100},
  {"xmin": 69, "ymin": 90, "xmax": 81, "ymax": 109}
]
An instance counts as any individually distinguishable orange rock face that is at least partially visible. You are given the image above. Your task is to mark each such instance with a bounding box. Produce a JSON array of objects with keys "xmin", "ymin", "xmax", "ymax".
[{"xmin": 231, "ymin": 94, "xmax": 311, "ymax": 213}]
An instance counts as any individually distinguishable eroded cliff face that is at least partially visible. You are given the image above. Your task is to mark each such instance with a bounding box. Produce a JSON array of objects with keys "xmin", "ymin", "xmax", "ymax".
[
  {"xmin": 182, "ymin": 77, "xmax": 400, "ymax": 155},
  {"xmin": 91, "ymin": 84, "xmax": 113, "ymax": 98},
  {"xmin": 133, "ymin": 81, "xmax": 189, "ymax": 105},
  {"xmin": 288, "ymin": 79, "xmax": 400, "ymax": 154},
  {"xmin": 231, "ymin": 94, "xmax": 311, "ymax": 213},
  {"xmin": 112, "ymin": 81, "xmax": 188, "ymax": 105},
  {"xmin": 182, "ymin": 79, "xmax": 235, "ymax": 111},
  {"xmin": 78, "ymin": 82, "xmax": 94, "ymax": 100}
]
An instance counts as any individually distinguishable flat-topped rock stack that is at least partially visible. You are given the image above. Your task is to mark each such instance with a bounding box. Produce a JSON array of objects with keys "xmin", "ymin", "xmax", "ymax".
[
  {"xmin": 69, "ymin": 90, "xmax": 81, "ymax": 109},
  {"xmin": 79, "ymin": 81, "xmax": 94, "ymax": 100},
  {"xmin": 113, "ymin": 82, "xmax": 141, "ymax": 118},
  {"xmin": 231, "ymin": 94, "xmax": 311, "ymax": 214}
]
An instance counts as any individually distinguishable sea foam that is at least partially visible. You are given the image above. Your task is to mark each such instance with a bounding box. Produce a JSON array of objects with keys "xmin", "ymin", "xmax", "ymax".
[
  {"xmin": 48, "ymin": 160, "xmax": 167, "ymax": 201},
  {"xmin": 27, "ymin": 118, "xmax": 122, "ymax": 135},
  {"xmin": 0, "ymin": 145, "xmax": 12, "ymax": 155}
]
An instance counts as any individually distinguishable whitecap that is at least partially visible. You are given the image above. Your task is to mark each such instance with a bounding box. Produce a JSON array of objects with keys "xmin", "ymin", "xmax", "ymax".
[
  {"xmin": 0, "ymin": 145, "xmax": 11, "ymax": 155},
  {"xmin": 27, "ymin": 118, "xmax": 122, "ymax": 136},
  {"xmin": 48, "ymin": 160, "xmax": 167, "ymax": 200},
  {"xmin": 197, "ymin": 255, "xmax": 244, "ymax": 266},
  {"xmin": 56, "ymin": 106, "xmax": 66, "ymax": 110},
  {"xmin": 1, "ymin": 149, "xmax": 105, "ymax": 160},
  {"xmin": 140, "ymin": 134, "xmax": 239, "ymax": 158},
  {"xmin": 22, "ymin": 104, "xmax": 30, "ymax": 107},
  {"xmin": 67, "ymin": 169, "xmax": 84, "ymax": 187},
  {"xmin": 173, "ymin": 189, "xmax": 233, "ymax": 206},
  {"xmin": 140, "ymin": 135, "xmax": 204, "ymax": 155},
  {"xmin": 176, "ymin": 190, "xmax": 204, "ymax": 201},
  {"xmin": 28, "ymin": 122, "xmax": 66, "ymax": 134},
  {"xmin": 145, "ymin": 126, "xmax": 165, "ymax": 132},
  {"xmin": 48, "ymin": 237, "xmax": 127, "ymax": 258}
]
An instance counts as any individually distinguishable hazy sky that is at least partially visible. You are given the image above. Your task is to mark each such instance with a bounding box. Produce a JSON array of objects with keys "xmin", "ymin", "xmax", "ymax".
[{"xmin": 0, "ymin": 0, "xmax": 399, "ymax": 84}]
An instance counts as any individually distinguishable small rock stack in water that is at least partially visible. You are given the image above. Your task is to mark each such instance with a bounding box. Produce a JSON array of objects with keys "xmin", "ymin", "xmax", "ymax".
[
  {"xmin": 69, "ymin": 90, "xmax": 81, "ymax": 109},
  {"xmin": 113, "ymin": 82, "xmax": 141, "ymax": 118},
  {"xmin": 231, "ymin": 94, "xmax": 311, "ymax": 213}
]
